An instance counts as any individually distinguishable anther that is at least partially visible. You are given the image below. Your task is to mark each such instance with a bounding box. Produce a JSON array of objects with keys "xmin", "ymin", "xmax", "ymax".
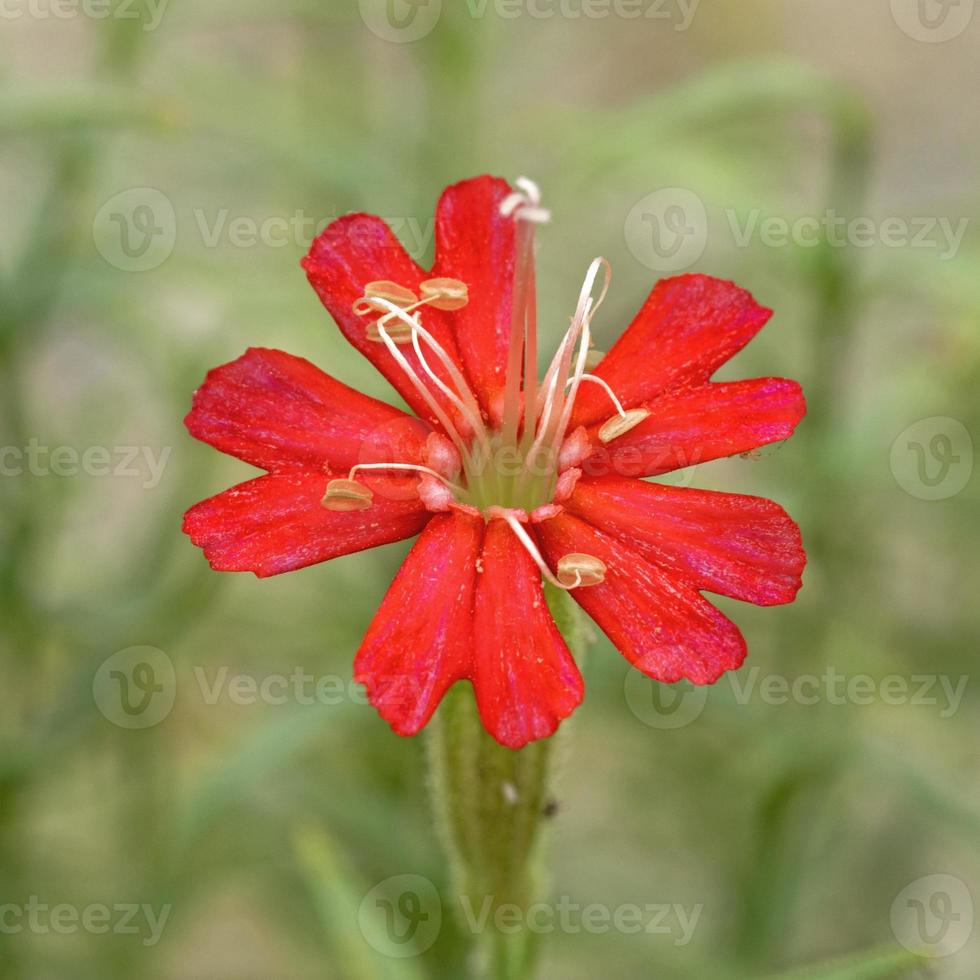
[
  {"xmin": 419, "ymin": 277, "xmax": 469, "ymax": 311},
  {"xmin": 322, "ymin": 478, "xmax": 373, "ymax": 511},
  {"xmin": 556, "ymin": 553, "xmax": 606, "ymax": 588},
  {"xmin": 365, "ymin": 311, "xmax": 417, "ymax": 345},
  {"xmin": 500, "ymin": 513, "xmax": 602, "ymax": 591},
  {"xmin": 363, "ymin": 280, "xmax": 418, "ymax": 305},
  {"xmin": 355, "ymin": 281, "xmax": 421, "ymax": 345},
  {"xmin": 598, "ymin": 408, "xmax": 650, "ymax": 444}
]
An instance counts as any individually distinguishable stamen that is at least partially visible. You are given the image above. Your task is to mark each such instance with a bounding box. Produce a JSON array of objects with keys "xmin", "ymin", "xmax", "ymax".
[
  {"xmin": 364, "ymin": 309, "xmax": 417, "ymax": 345},
  {"xmin": 373, "ymin": 319, "xmax": 472, "ymax": 462},
  {"xmin": 419, "ymin": 277, "xmax": 469, "ymax": 310},
  {"xmin": 365, "ymin": 296, "xmax": 488, "ymax": 445},
  {"xmin": 515, "ymin": 176, "xmax": 541, "ymax": 201},
  {"xmin": 358, "ymin": 297, "xmax": 487, "ymax": 461},
  {"xmin": 348, "ymin": 463, "xmax": 464, "ymax": 496},
  {"xmin": 556, "ymin": 553, "xmax": 607, "ymax": 588},
  {"xmin": 411, "ymin": 328, "xmax": 486, "ymax": 440},
  {"xmin": 524, "ymin": 258, "xmax": 610, "ymax": 478},
  {"xmin": 499, "ymin": 177, "xmax": 550, "ymax": 445},
  {"xmin": 363, "ymin": 280, "xmax": 418, "ymax": 306},
  {"xmin": 574, "ymin": 374, "xmax": 628, "ymax": 418},
  {"xmin": 357, "ymin": 278, "xmax": 468, "ymax": 343},
  {"xmin": 597, "ymin": 408, "xmax": 651, "ymax": 444},
  {"xmin": 500, "ymin": 177, "xmax": 552, "ymax": 224},
  {"xmin": 499, "ymin": 512, "xmax": 601, "ymax": 591},
  {"xmin": 553, "ymin": 258, "xmax": 611, "ymax": 446},
  {"xmin": 322, "ymin": 478, "xmax": 373, "ymax": 511},
  {"xmin": 342, "ymin": 186, "xmax": 643, "ymax": 523}
]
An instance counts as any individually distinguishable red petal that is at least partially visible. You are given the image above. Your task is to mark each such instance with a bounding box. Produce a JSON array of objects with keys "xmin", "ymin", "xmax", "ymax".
[
  {"xmin": 535, "ymin": 512, "xmax": 746, "ymax": 684},
  {"xmin": 472, "ymin": 519, "xmax": 584, "ymax": 749},
  {"xmin": 580, "ymin": 378, "xmax": 806, "ymax": 479},
  {"xmin": 354, "ymin": 512, "xmax": 483, "ymax": 736},
  {"xmin": 565, "ymin": 475, "xmax": 805, "ymax": 606},
  {"xmin": 183, "ymin": 472, "xmax": 429, "ymax": 578},
  {"xmin": 185, "ymin": 347, "xmax": 430, "ymax": 473},
  {"xmin": 572, "ymin": 274, "xmax": 772, "ymax": 428},
  {"xmin": 431, "ymin": 176, "xmax": 516, "ymax": 416},
  {"xmin": 302, "ymin": 215, "xmax": 468, "ymax": 433}
]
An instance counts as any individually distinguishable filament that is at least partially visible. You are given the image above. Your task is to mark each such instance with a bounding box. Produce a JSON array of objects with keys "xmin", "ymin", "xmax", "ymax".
[{"xmin": 349, "ymin": 463, "xmax": 465, "ymax": 495}]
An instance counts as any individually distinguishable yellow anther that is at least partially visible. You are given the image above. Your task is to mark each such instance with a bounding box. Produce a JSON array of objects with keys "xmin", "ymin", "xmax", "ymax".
[
  {"xmin": 322, "ymin": 478, "xmax": 373, "ymax": 511},
  {"xmin": 556, "ymin": 553, "xmax": 606, "ymax": 588},
  {"xmin": 365, "ymin": 311, "xmax": 417, "ymax": 345},
  {"xmin": 364, "ymin": 280, "xmax": 419, "ymax": 305},
  {"xmin": 419, "ymin": 277, "xmax": 469, "ymax": 311},
  {"xmin": 597, "ymin": 408, "xmax": 650, "ymax": 444}
]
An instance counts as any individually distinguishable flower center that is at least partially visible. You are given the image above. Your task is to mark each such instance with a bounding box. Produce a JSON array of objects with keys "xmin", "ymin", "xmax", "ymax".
[{"xmin": 324, "ymin": 178, "xmax": 646, "ymax": 589}]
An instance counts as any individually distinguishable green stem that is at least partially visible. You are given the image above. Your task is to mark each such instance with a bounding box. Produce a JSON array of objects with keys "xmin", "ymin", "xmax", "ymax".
[{"xmin": 427, "ymin": 588, "xmax": 588, "ymax": 980}]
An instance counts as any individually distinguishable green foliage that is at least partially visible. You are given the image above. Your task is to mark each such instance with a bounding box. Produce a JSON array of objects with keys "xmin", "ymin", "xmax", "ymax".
[{"xmin": 0, "ymin": 5, "xmax": 977, "ymax": 979}]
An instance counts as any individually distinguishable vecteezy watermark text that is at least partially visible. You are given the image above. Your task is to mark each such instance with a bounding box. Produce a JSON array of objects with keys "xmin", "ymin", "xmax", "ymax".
[
  {"xmin": 0, "ymin": 0, "xmax": 168, "ymax": 30},
  {"xmin": 93, "ymin": 650, "xmax": 410, "ymax": 730},
  {"xmin": 726, "ymin": 209, "xmax": 968, "ymax": 260},
  {"xmin": 357, "ymin": 0, "xmax": 699, "ymax": 43},
  {"xmin": 625, "ymin": 188, "xmax": 971, "ymax": 272},
  {"xmin": 194, "ymin": 666, "xmax": 370, "ymax": 707},
  {"xmin": 463, "ymin": 0, "xmax": 700, "ymax": 30},
  {"xmin": 0, "ymin": 440, "xmax": 171, "ymax": 490},
  {"xmin": 458, "ymin": 895, "xmax": 702, "ymax": 942},
  {"xmin": 626, "ymin": 666, "xmax": 970, "ymax": 729},
  {"xmin": 93, "ymin": 187, "xmax": 439, "ymax": 272},
  {"xmin": 0, "ymin": 898, "xmax": 170, "ymax": 947},
  {"xmin": 356, "ymin": 874, "xmax": 702, "ymax": 959}
]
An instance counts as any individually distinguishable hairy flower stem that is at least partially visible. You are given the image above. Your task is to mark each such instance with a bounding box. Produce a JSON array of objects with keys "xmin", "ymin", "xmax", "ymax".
[{"xmin": 427, "ymin": 588, "xmax": 589, "ymax": 980}]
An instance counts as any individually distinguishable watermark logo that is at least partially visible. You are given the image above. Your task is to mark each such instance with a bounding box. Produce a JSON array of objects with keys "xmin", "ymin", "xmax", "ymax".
[
  {"xmin": 891, "ymin": 874, "xmax": 974, "ymax": 957},
  {"xmin": 93, "ymin": 646, "xmax": 176, "ymax": 729},
  {"xmin": 93, "ymin": 188, "xmax": 176, "ymax": 272},
  {"xmin": 358, "ymin": 875, "xmax": 442, "ymax": 957},
  {"xmin": 358, "ymin": 0, "xmax": 442, "ymax": 42},
  {"xmin": 890, "ymin": 0, "xmax": 974, "ymax": 42},
  {"xmin": 624, "ymin": 188, "xmax": 708, "ymax": 272},
  {"xmin": 624, "ymin": 670, "xmax": 708, "ymax": 729},
  {"xmin": 890, "ymin": 417, "xmax": 973, "ymax": 501}
]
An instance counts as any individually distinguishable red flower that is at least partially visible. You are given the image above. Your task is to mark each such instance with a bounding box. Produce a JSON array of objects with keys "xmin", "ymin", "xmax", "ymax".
[{"xmin": 183, "ymin": 176, "xmax": 806, "ymax": 749}]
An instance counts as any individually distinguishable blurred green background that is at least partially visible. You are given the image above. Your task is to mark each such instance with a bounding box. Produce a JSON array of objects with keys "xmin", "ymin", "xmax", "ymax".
[{"xmin": 1, "ymin": 1, "xmax": 978, "ymax": 977}]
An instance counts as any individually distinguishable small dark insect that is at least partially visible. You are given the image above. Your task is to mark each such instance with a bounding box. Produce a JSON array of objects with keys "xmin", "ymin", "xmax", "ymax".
[{"xmin": 542, "ymin": 799, "xmax": 560, "ymax": 818}]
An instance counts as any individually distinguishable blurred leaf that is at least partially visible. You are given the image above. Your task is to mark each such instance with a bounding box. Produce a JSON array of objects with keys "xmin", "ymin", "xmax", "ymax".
[
  {"xmin": 177, "ymin": 707, "xmax": 333, "ymax": 847},
  {"xmin": 294, "ymin": 824, "xmax": 428, "ymax": 980},
  {"xmin": 766, "ymin": 945, "xmax": 925, "ymax": 979},
  {"xmin": 0, "ymin": 88, "xmax": 171, "ymax": 135}
]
